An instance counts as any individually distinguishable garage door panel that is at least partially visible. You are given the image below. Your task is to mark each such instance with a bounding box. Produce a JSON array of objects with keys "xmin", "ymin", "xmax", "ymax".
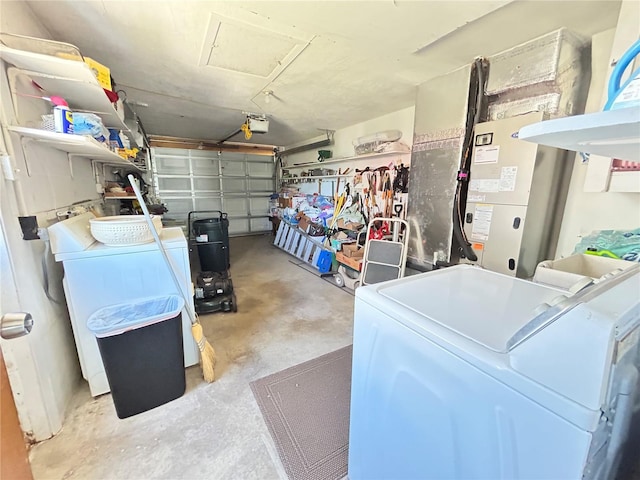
[
  {"xmin": 155, "ymin": 156, "xmax": 190, "ymax": 175},
  {"xmin": 220, "ymin": 152, "xmax": 246, "ymax": 162},
  {"xmin": 248, "ymin": 178, "xmax": 274, "ymax": 191},
  {"xmin": 221, "ymin": 160, "xmax": 246, "ymax": 176},
  {"xmin": 221, "ymin": 178, "xmax": 246, "ymax": 192},
  {"xmin": 223, "ymin": 197, "xmax": 248, "ymax": 216},
  {"xmin": 162, "ymin": 198, "xmax": 193, "ymax": 215},
  {"xmin": 192, "ymin": 157, "xmax": 220, "ymax": 176},
  {"xmin": 247, "ymin": 161, "xmax": 273, "ymax": 177},
  {"xmin": 228, "ymin": 219, "xmax": 249, "ymax": 235},
  {"xmin": 194, "ymin": 197, "xmax": 223, "ymax": 212},
  {"xmin": 158, "ymin": 177, "xmax": 191, "ymax": 191},
  {"xmin": 246, "ymin": 153, "xmax": 269, "ymax": 162},
  {"xmin": 153, "ymin": 148, "xmax": 273, "ymax": 235},
  {"xmin": 193, "ymin": 177, "xmax": 221, "ymax": 192},
  {"xmin": 249, "ymin": 197, "xmax": 269, "ymax": 215},
  {"xmin": 154, "ymin": 148, "xmax": 186, "ymax": 157},
  {"xmin": 251, "ymin": 217, "xmax": 271, "ymax": 231}
]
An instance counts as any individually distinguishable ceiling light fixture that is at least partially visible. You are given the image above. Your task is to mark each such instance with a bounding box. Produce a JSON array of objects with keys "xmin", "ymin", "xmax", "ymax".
[{"xmin": 263, "ymin": 90, "xmax": 273, "ymax": 104}]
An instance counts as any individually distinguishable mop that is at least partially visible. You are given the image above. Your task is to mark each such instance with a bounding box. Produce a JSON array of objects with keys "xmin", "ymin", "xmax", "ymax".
[{"xmin": 128, "ymin": 175, "xmax": 217, "ymax": 382}]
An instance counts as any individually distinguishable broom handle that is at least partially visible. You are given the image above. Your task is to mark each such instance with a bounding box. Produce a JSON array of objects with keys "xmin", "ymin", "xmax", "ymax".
[{"xmin": 128, "ymin": 175, "xmax": 197, "ymax": 326}]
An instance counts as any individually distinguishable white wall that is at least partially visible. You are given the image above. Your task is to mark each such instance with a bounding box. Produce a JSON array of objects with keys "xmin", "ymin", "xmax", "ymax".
[
  {"xmin": 284, "ymin": 106, "xmax": 414, "ymax": 164},
  {"xmin": 0, "ymin": 1, "xmax": 51, "ymax": 37},
  {"xmin": 282, "ymin": 106, "xmax": 414, "ymax": 196},
  {"xmin": 282, "ymin": 4, "xmax": 640, "ymax": 260},
  {"xmin": 555, "ymin": 2, "xmax": 640, "ymax": 258},
  {"xmin": 0, "ymin": 1, "xmax": 85, "ymax": 441}
]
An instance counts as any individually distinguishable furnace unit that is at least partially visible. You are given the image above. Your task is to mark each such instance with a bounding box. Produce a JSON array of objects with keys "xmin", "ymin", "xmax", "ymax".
[{"xmin": 462, "ymin": 112, "xmax": 570, "ymax": 277}]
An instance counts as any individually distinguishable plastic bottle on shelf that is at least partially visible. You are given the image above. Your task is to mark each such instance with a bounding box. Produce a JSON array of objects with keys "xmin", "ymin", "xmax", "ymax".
[
  {"xmin": 51, "ymin": 97, "xmax": 73, "ymax": 134},
  {"xmin": 120, "ymin": 131, "xmax": 131, "ymax": 149}
]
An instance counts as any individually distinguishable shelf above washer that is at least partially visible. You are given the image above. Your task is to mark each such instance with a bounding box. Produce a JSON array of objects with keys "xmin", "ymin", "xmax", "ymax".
[
  {"xmin": 8, "ymin": 126, "xmax": 143, "ymax": 170},
  {"xmin": 518, "ymin": 107, "xmax": 640, "ymax": 162},
  {"xmin": 0, "ymin": 37, "xmax": 142, "ymax": 147}
]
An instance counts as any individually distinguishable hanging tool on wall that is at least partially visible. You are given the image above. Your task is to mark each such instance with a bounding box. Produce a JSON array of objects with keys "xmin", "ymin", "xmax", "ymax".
[
  {"xmin": 393, "ymin": 164, "xmax": 410, "ymax": 193},
  {"xmin": 394, "ymin": 203, "xmax": 404, "ymax": 218}
]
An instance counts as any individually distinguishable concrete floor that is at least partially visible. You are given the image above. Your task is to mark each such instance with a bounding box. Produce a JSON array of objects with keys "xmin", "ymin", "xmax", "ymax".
[
  {"xmin": 29, "ymin": 234, "xmax": 355, "ymax": 480},
  {"xmin": 26, "ymin": 233, "xmax": 640, "ymax": 480}
]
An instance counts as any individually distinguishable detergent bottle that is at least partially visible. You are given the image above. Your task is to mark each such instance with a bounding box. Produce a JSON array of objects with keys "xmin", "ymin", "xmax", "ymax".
[{"xmin": 604, "ymin": 39, "xmax": 640, "ymax": 111}]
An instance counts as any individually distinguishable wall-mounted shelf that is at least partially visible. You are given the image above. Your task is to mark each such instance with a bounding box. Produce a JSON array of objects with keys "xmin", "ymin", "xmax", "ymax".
[
  {"xmin": 287, "ymin": 149, "xmax": 411, "ymax": 168},
  {"xmin": 8, "ymin": 126, "xmax": 144, "ymax": 171},
  {"xmin": 518, "ymin": 106, "xmax": 640, "ymax": 162},
  {"xmin": 0, "ymin": 38, "xmax": 143, "ymax": 148},
  {"xmin": 282, "ymin": 174, "xmax": 353, "ymax": 183}
]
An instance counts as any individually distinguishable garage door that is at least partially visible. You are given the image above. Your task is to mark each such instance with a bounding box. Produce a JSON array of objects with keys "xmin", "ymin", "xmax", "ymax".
[{"xmin": 151, "ymin": 147, "xmax": 275, "ymax": 236}]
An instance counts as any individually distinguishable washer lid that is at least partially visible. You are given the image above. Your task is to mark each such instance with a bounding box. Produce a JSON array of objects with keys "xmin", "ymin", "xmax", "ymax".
[
  {"xmin": 54, "ymin": 227, "xmax": 187, "ymax": 261},
  {"xmin": 376, "ymin": 265, "xmax": 566, "ymax": 353}
]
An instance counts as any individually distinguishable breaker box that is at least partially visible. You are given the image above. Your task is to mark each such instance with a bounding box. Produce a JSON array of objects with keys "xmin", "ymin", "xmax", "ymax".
[{"xmin": 462, "ymin": 112, "xmax": 570, "ymax": 278}]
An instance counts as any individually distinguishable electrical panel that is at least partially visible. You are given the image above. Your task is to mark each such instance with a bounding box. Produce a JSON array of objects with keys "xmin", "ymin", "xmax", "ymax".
[{"xmin": 462, "ymin": 112, "xmax": 569, "ymax": 278}]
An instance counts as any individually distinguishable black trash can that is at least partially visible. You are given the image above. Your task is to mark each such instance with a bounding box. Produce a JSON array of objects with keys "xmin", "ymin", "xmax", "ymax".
[
  {"xmin": 193, "ymin": 213, "xmax": 230, "ymax": 272},
  {"xmin": 87, "ymin": 296, "xmax": 186, "ymax": 419}
]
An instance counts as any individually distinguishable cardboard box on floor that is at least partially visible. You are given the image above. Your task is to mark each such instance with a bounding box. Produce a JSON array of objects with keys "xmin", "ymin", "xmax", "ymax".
[
  {"xmin": 336, "ymin": 251, "xmax": 362, "ymax": 271},
  {"xmin": 342, "ymin": 243, "xmax": 363, "ymax": 259}
]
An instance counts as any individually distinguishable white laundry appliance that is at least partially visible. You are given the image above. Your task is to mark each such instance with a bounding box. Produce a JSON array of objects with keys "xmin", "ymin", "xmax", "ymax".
[
  {"xmin": 349, "ymin": 264, "xmax": 640, "ymax": 480},
  {"xmin": 49, "ymin": 213, "xmax": 199, "ymax": 397}
]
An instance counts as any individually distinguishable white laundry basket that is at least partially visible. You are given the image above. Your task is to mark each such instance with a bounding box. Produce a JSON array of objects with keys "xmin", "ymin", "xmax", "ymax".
[{"xmin": 89, "ymin": 215, "xmax": 162, "ymax": 246}]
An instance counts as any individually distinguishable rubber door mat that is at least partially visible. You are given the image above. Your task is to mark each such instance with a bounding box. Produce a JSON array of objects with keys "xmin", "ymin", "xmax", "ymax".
[{"xmin": 250, "ymin": 345, "xmax": 352, "ymax": 480}]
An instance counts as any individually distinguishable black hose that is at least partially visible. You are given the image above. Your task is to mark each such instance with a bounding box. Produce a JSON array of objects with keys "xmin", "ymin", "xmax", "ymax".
[{"xmin": 451, "ymin": 57, "xmax": 487, "ymax": 262}]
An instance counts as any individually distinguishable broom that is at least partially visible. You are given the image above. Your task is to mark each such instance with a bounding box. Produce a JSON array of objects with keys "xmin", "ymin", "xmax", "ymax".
[{"xmin": 128, "ymin": 175, "xmax": 217, "ymax": 382}]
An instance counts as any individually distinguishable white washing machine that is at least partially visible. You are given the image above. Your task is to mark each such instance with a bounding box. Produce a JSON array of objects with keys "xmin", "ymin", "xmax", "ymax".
[
  {"xmin": 349, "ymin": 264, "xmax": 640, "ymax": 480},
  {"xmin": 49, "ymin": 213, "xmax": 199, "ymax": 397}
]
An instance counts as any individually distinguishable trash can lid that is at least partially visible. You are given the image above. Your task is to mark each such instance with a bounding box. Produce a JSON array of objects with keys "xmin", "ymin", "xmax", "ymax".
[{"xmin": 87, "ymin": 295, "xmax": 185, "ymax": 338}]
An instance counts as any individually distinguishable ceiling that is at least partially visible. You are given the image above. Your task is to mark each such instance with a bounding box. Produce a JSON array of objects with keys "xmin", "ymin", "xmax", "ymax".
[{"xmin": 24, "ymin": 0, "xmax": 621, "ymax": 146}]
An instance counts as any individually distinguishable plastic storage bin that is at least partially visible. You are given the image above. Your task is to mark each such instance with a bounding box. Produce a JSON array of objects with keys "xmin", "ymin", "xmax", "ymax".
[
  {"xmin": 87, "ymin": 296, "xmax": 186, "ymax": 418},
  {"xmin": 533, "ymin": 254, "xmax": 634, "ymax": 293}
]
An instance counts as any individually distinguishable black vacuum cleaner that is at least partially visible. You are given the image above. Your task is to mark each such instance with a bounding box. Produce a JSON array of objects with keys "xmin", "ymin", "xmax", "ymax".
[{"xmin": 188, "ymin": 211, "xmax": 237, "ymax": 314}]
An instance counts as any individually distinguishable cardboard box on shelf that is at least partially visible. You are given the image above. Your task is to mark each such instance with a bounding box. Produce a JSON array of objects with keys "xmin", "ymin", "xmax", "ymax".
[
  {"xmin": 84, "ymin": 57, "xmax": 112, "ymax": 91},
  {"xmin": 336, "ymin": 251, "xmax": 362, "ymax": 271},
  {"xmin": 342, "ymin": 243, "xmax": 363, "ymax": 258}
]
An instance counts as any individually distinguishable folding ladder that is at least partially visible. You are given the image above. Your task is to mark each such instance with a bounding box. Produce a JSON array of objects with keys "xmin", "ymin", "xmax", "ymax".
[{"xmin": 274, "ymin": 220, "xmax": 331, "ymax": 270}]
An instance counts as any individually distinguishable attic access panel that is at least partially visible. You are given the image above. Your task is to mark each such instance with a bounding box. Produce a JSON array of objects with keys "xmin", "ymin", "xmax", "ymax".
[{"xmin": 199, "ymin": 15, "xmax": 310, "ymax": 78}]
